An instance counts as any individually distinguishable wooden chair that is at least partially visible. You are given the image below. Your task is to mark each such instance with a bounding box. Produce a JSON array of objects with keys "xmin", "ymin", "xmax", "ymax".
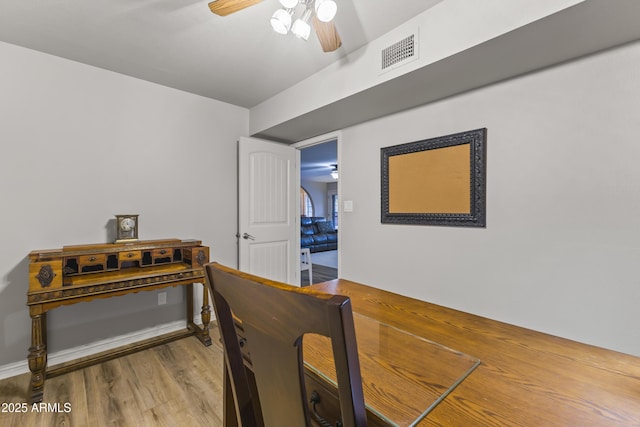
[{"xmin": 204, "ymin": 262, "xmax": 367, "ymax": 427}]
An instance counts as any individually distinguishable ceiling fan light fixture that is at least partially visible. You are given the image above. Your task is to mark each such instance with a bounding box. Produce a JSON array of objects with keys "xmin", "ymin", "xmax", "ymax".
[
  {"xmin": 315, "ymin": 0, "xmax": 337, "ymax": 22},
  {"xmin": 270, "ymin": 8, "xmax": 293, "ymax": 35},
  {"xmin": 279, "ymin": 0, "xmax": 299, "ymax": 8},
  {"xmin": 330, "ymin": 164, "xmax": 338, "ymax": 180}
]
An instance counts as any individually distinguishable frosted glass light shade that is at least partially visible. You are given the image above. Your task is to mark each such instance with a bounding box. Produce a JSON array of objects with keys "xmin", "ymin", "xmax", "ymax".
[
  {"xmin": 291, "ymin": 8, "xmax": 312, "ymax": 40},
  {"xmin": 315, "ymin": 0, "xmax": 337, "ymax": 22},
  {"xmin": 279, "ymin": 0, "xmax": 298, "ymax": 8},
  {"xmin": 270, "ymin": 8, "xmax": 292, "ymax": 35},
  {"xmin": 291, "ymin": 18, "xmax": 311, "ymax": 40}
]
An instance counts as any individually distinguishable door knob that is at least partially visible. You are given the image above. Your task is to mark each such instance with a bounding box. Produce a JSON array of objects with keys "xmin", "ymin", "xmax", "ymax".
[{"xmin": 242, "ymin": 233, "xmax": 255, "ymax": 240}]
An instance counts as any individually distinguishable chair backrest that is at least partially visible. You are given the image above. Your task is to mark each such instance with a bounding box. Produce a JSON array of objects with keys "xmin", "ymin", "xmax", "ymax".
[{"xmin": 205, "ymin": 262, "xmax": 367, "ymax": 427}]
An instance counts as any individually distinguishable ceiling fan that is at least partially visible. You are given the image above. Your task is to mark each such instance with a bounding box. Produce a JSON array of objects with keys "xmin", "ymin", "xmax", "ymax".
[
  {"xmin": 208, "ymin": 0, "xmax": 342, "ymax": 52},
  {"xmin": 301, "ymin": 163, "xmax": 338, "ymax": 180}
]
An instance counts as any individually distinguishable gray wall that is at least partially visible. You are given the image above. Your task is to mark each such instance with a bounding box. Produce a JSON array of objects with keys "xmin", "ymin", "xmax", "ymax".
[
  {"xmin": 301, "ymin": 179, "xmax": 328, "ymax": 218},
  {"xmin": 0, "ymin": 42, "xmax": 248, "ymax": 367},
  {"xmin": 339, "ymin": 40, "xmax": 640, "ymax": 356}
]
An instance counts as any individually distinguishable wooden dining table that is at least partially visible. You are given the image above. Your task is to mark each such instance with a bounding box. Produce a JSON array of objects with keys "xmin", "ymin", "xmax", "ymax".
[
  {"xmin": 314, "ymin": 279, "xmax": 640, "ymax": 426},
  {"xmin": 226, "ymin": 278, "xmax": 640, "ymax": 426}
]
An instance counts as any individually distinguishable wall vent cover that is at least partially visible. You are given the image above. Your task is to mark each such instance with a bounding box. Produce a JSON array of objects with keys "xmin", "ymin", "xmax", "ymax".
[{"xmin": 381, "ymin": 34, "xmax": 416, "ymax": 71}]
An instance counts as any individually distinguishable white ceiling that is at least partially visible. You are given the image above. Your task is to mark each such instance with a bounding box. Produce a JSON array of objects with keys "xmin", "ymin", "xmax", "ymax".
[
  {"xmin": 4, "ymin": 1, "xmax": 640, "ymax": 144},
  {"xmin": 300, "ymin": 139, "xmax": 337, "ymax": 182},
  {"xmin": 0, "ymin": 0, "xmax": 443, "ymax": 108}
]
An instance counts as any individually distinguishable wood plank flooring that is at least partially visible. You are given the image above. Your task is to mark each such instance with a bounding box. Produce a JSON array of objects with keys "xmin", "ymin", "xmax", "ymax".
[
  {"xmin": 301, "ymin": 264, "xmax": 338, "ymax": 286},
  {"xmin": 0, "ymin": 331, "xmax": 225, "ymax": 427}
]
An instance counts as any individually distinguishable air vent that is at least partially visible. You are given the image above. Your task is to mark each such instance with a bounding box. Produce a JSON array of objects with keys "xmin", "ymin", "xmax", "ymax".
[{"xmin": 381, "ymin": 34, "xmax": 416, "ymax": 71}]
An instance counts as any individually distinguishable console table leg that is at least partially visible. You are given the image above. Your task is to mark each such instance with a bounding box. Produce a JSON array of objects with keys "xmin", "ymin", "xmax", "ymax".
[
  {"xmin": 28, "ymin": 307, "xmax": 47, "ymax": 404},
  {"xmin": 187, "ymin": 283, "xmax": 212, "ymax": 346},
  {"xmin": 199, "ymin": 284, "xmax": 212, "ymax": 346}
]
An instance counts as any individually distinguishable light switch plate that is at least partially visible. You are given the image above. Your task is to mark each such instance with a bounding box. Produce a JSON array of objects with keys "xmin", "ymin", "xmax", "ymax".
[{"xmin": 343, "ymin": 200, "xmax": 354, "ymax": 212}]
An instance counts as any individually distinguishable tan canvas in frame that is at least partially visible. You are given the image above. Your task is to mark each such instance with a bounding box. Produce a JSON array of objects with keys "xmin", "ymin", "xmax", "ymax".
[{"xmin": 381, "ymin": 128, "xmax": 486, "ymax": 227}]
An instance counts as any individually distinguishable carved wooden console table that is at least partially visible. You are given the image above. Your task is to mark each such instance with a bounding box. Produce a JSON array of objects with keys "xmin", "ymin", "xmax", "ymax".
[{"xmin": 27, "ymin": 239, "xmax": 211, "ymax": 403}]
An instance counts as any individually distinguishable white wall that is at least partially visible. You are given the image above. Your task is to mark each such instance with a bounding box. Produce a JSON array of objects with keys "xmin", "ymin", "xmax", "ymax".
[
  {"xmin": 0, "ymin": 41, "xmax": 248, "ymax": 368},
  {"xmin": 301, "ymin": 179, "xmax": 328, "ymax": 218},
  {"xmin": 339, "ymin": 40, "xmax": 640, "ymax": 356}
]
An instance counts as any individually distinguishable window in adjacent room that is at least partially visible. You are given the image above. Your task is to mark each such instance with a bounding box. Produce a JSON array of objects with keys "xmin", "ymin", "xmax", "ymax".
[
  {"xmin": 301, "ymin": 187, "xmax": 314, "ymax": 217},
  {"xmin": 329, "ymin": 191, "xmax": 339, "ymax": 229}
]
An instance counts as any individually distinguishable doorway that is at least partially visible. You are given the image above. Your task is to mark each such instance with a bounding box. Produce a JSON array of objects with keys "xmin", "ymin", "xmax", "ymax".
[{"xmin": 297, "ymin": 137, "xmax": 339, "ymax": 285}]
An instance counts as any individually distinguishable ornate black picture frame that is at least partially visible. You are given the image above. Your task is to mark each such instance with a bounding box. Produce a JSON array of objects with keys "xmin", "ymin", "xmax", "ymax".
[{"xmin": 381, "ymin": 128, "xmax": 486, "ymax": 227}]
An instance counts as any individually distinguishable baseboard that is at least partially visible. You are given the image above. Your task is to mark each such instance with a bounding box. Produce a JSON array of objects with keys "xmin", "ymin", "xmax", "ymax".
[{"xmin": 0, "ymin": 315, "xmax": 204, "ymax": 380}]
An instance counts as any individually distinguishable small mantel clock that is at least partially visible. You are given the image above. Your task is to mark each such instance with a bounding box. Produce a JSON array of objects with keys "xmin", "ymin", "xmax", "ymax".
[{"xmin": 115, "ymin": 214, "xmax": 139, "ymax": 243}]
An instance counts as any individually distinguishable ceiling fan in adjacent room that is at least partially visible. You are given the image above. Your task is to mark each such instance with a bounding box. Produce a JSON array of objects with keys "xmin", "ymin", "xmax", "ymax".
[
  {"xmin": 301, "ymin": 163, "xmax": 338, "ymax": 182},
  {"xmin": 208, "ymin": 0, "xmax": 342, "ymax": 52}
]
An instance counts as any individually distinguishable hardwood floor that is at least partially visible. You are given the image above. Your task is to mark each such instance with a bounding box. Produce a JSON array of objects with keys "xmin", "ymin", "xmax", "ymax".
[
  {"xmin": 301, "ymin": 264, "xmax": 338, "ymax": 286},
  {"xmin": 0, "ymin": 331, "xmax": 225, "ymax": 427}
]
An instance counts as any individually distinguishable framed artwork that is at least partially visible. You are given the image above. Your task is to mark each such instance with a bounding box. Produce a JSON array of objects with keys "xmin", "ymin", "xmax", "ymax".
[{"xmin": 381, "ymin": 128, "xmax": 486, "ymax": 227}]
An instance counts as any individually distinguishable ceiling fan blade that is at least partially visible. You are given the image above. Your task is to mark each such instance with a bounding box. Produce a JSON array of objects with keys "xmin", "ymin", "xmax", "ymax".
[
  {"xmin": 313, "ymin": 17, "xmax": 342, "ymax": 52},
  {"xmin": 208, "ymin": 0, "xmax": 263, "ymax": 16}
]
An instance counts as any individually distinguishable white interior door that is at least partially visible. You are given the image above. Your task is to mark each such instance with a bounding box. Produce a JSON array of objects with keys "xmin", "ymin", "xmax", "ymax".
[{"xmin": 238, "ymin": 136, "xmax": 299, "ymax": 284}]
